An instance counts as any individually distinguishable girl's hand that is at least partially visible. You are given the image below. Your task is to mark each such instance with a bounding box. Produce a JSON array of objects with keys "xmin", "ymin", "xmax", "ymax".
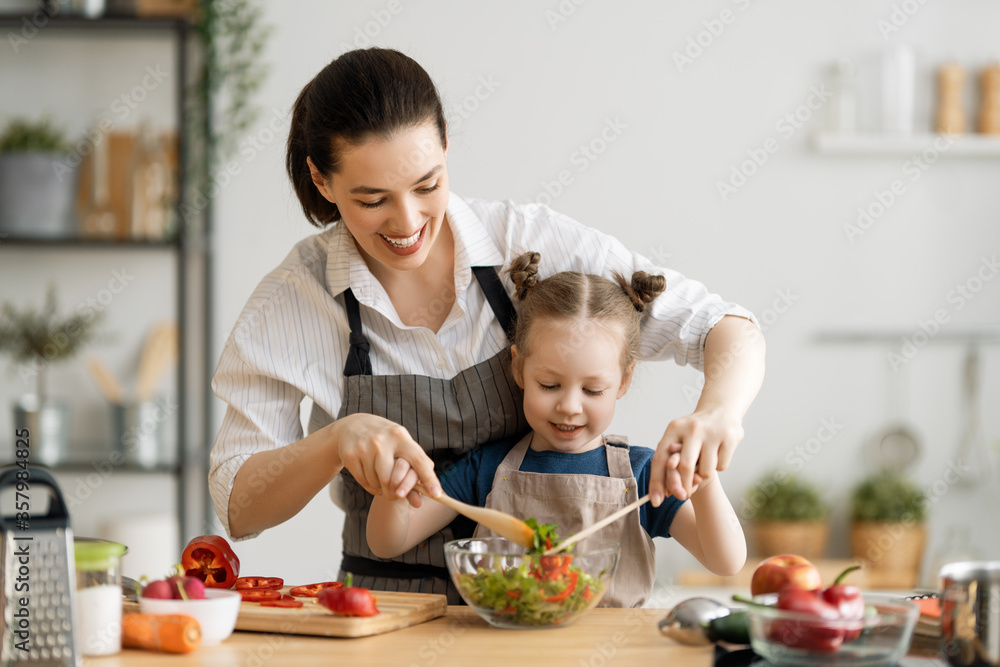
[
  {"xmin": 334, "ymin": 413, "xmax": 440, "ymax": 505},
  {"xmin": 649, "ymin": 408, "xmax": 744, "ymax": 504}
]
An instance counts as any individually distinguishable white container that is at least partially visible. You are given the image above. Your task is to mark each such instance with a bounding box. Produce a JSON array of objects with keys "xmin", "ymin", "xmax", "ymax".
[
  {"xmin": 882, "ymin": 44, "xmax": 916, "ymax": 135},
  {"xmin": 74, "ymin": 540, "xmax": 127, "ymax": 656},
  {"xmin": 138, "ymin": 589, "xmax": 242, "ymax": 646}
]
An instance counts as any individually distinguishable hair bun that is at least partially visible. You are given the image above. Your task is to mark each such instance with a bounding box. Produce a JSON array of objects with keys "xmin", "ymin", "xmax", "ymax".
[
  {"xmin": 509, "ymin": 251, "xmax": 541, "ymax": 301},
  {"xmin": 620, "ymin": 271, "xmax": 667, "ymax": 312}
]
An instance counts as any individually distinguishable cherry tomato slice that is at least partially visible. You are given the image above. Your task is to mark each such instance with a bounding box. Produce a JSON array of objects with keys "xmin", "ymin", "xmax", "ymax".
[
  {"xmin": 288, "ymin": 582, "xmax": 343, "ymax": 598},
  {"xmin": 234, "ymin": 577, "xmax": 284, "ymax": 590},
  {"xmin": 261, "ymin": 595, "xmax": 304, "ymax": 608},
  {"xmin": 240, "ymin": 589, "xmax": 282, "ymax": 602}
]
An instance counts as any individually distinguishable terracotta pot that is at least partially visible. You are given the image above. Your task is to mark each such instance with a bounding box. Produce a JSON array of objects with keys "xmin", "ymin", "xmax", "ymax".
[
  {"xmin": 850, "ymin": 521, "xmax": 927, "ymax": 588},
  {"xmin": 751, "ymin": 520, "xmax": 830, "ymax": 559}
]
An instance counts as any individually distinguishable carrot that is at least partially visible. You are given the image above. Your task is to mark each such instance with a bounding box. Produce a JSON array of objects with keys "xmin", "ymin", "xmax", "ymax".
[{"xmin": 121, "ymin": 613, "xmax": 202, "ymax": 654}]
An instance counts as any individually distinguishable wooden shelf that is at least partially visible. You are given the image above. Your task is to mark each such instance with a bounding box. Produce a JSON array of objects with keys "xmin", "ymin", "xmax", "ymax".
[
  {"xmin": 814, "ymin": 132, "xmax": 1000, "ymax": 157},
  {"xmin": 0, "ymin": 235, "xmax": 178, "ymax": 250}
]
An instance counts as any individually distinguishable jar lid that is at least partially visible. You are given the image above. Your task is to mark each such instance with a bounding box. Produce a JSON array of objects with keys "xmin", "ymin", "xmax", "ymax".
[{"xmin": 74, "ymin": 540, "xmax": 126, "ymax": 570}]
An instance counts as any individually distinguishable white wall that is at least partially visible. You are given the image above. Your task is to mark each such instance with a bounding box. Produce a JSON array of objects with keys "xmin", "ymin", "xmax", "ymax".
[{"xmin": 4, "ymin": 1, "xmax": 998, "ymax": 593}]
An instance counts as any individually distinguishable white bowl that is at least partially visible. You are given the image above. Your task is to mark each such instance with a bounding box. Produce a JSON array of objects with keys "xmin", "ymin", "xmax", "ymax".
[{"xmin": 138, "ymin": 588, "xmax": 241, "ymax": 646}]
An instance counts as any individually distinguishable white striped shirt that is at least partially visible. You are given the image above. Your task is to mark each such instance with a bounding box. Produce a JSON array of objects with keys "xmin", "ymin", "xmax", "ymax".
[{"xmin": 209, "ymin": 192, "xmax": 756, "ymax": 538}]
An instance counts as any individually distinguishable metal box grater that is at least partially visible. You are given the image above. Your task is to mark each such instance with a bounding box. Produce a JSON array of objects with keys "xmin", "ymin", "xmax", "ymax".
[{"xmin": 1, "ymin": 465, "xmax": 79, "ymax": 667}]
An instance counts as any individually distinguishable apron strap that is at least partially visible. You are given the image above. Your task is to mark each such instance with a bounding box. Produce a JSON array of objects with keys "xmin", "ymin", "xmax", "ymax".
[
  {"xmin": 472, "ymin": 266, "xmax": 517, "ymax": 342},
  {"xmin": 604, "ymin": 435, "xmax": 634, "ymax": 480},
  {"xmin": 341, "ymin": 267, "xmax": 517, "ymax": 376},
  {"xmin": 342, "ymin": 289, "xmax": 373, "ymax": 377}
]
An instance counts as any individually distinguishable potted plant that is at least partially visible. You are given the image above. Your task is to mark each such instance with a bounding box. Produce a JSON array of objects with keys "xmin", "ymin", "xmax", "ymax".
[
  {"xmin": 850, "ymin": 469, "xmax": 927, "ymax": 588},
  {"xmin": 0, "ymin": 285, "xmax": 100, "ymax": 465},
  {"xmin": 743, "ymin": 470, "xmax": 830, "ymax": 559},
  {"xmin": 0, "ymin": 117, "xmax": 78, "ymax": 238}
]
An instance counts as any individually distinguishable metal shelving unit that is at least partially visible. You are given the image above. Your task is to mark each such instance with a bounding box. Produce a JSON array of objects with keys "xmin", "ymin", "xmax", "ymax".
[{"xmin": 0, "ymin": 13, "xmax": 209, "ymax": 541}]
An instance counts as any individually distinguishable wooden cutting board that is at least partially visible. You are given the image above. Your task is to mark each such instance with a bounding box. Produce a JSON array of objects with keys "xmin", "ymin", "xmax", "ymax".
[
  {"xmin": 236, "ymin": 589, "xmax": 447, "ymax": 638},
  {"xmin": 125, "ymin": 589, "xmax": 447, "ymax": 639}
]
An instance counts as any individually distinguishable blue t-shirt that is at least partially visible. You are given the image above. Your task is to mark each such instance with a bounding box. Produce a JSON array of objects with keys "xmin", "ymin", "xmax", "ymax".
[{"xmin": 438, "ymin": 437, "xmax": 686, "ymax": 539}]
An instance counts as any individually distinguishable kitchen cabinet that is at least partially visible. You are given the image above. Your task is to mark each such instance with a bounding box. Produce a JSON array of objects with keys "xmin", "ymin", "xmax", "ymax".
[{"xmin": 0, "ymin": 14, "xmax": 211, "ymax": 543}]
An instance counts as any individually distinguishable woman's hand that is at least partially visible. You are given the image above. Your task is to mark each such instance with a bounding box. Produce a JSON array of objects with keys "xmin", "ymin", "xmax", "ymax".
[
  {"xmin": 333, "ymin": 413, "xmax": 441, "ymax": 505},
  {"xmin": 648, "ymin": 408, "xmax": 743, "ymax": 505}
]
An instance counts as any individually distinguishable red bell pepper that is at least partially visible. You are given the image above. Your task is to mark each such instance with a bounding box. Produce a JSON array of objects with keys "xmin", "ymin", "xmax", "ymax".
[
  {"xmin": 288, "ymin": 582, "xmax": 343, "ymax": 598},
  {"xmin": 317, "ymin": 574, "xmax": 379, "ymax": 617},
  {"xmin": 234, "ymin": 576, "xmax": 284, "ymax": 590},
  {"xmin": 545, "ymin": 570, "xmax": 579, "ymax": 603},
  {"xmin": 240, "ymin": 588, "xmax": 282, "ymax": 602},
  {"xmin": 181, "ymin": 535, "xmax": 240, "ymax": 588},
  {"xmin": 821, "ymin": 565, "xmax": 865, "ymax": 641},
  {"xmin": 770, "ymin": 584, "xmax": 845, "ymax": 653},
  {"xmin": 261, "ymin": 595, "xmax": 304, "ymax": 608}
]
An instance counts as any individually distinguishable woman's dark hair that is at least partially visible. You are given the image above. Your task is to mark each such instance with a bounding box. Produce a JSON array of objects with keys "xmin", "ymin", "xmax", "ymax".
[
  {"xmin": 286, "ymin": 48, "xmax": 447, "ymax": 227},
  {"xmin": 507, "ymin": 251, "xmax": 667, "ymax": 374}
]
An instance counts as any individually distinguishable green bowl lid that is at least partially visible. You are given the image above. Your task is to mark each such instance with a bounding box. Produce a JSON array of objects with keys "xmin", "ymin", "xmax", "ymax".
[{"xmin": 74, "ymin": 540, "xmax": 126, "ymax": 570}]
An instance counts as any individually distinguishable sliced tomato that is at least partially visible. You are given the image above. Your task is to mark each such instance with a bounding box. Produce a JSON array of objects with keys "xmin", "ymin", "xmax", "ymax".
[
  {"xmin": 288, "ymin": 582, "xmax": 343, "ymax": 598},
  {"xmin": 240, "ymin": 588, "xmax": 282, "ymax": 602},
  {"xmin": 234, "ymin": 576, "xmax": 284, "ymax": 590},
  {"xmin": 261, "ymin": 595, "xmax": 304, "ymax": 608}
]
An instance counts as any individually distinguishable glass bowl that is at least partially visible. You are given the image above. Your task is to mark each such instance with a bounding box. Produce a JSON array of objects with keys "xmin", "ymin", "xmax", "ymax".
[
  {"xmin": 745, "ymin": 592, "xmax": 919, "ymax": 666},
  {"xmin": 444, "ymin": 537, "xmax": 620, "ymax": 629}
]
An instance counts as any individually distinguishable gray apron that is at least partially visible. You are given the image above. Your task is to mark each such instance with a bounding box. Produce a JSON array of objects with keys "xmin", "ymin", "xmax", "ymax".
[
  {"xmin": 474, "ymin": 433, "xmax": 656, "ymax": 608},
  {"xmin": 332, "ymin": 266, "xmax": 528, "ymax": 603}
]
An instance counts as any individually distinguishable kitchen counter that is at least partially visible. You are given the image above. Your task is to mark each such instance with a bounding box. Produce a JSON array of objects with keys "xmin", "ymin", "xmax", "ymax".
[
  {"xmin": 93, "ymin": 601, "xmax": 950, "ymax": 666},
  {"xmin": 90, "ymin": 607, "xmax": 708, "ymax": 666}
]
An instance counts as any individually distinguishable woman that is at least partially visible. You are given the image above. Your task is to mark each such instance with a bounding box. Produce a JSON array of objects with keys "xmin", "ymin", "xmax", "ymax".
[{"xmin": 209, "ymin": 48, "xmax": 765, "ymax": 602}]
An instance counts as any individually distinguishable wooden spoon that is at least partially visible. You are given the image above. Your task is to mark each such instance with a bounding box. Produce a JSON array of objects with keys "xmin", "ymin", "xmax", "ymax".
[
  {"xmin": 135, "ymin": 322, "xmax": 178, "ymax": 402},
  {"xmin": 414, "ymin": 484, "xmax": 535, "ymax": 549},
  {"xmin": 87, "ymin": 356, "xmax": 124, "ymax": 404},
  {"xmin": 542, "ymin": 494, "xmax": 651, "ymax": 556}
]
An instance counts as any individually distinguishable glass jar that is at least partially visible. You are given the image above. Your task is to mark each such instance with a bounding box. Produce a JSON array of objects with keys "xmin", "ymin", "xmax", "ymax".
[{"xmin": 73, "ymin": 539, "xmax": 127, "ymax": 656}]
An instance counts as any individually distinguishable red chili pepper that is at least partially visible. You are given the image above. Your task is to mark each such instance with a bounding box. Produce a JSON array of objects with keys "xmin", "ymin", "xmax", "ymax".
[
  {"xmin": 545, "ymin": 570, "xmax": 579, "ymax": 603},
  {"xmin": 240, "ymin": 588, "xmax": 282, "ymax": 602},
  {"xmin": 288, "ymin": 582, "xmax": 343, "ymax": 598},
  {"xmin": 234, "ymin": 576, "xmax": 284, "ymax": 590},
  {"xmin": 180, "ymin": 535, "xmax": 240, "ymax": 589},
  {"xmin": 821, "ymin": 565, "xmax": 865, "ymax": 642},
  {"xmin": 770, "ymin": 584, "xmax": 845, "ymax": 653},
  {"xmin": 317, "ymin": 574, "xmax": 379, "ymax": 617},
  {"xmin": 261, "ymin": 595, "xmax": 304, "ymax": 608}
]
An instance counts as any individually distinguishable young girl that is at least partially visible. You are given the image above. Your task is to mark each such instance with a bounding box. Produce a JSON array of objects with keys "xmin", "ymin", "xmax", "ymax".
[{"xmin": 367, "ymin": 251, "xmax": 747, "ymax": 608}]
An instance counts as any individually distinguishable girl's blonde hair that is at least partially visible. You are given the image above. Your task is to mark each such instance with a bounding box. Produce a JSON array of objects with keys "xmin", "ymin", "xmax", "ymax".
[{"xmin": 507, "ymin": 251, "xmax": 667, "ymax": 373}]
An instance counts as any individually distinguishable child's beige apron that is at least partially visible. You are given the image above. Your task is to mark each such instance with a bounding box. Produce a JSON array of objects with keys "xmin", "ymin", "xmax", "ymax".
[{"xmin": 474, "ymin": 433, "xmax": 657, "ymax": 608}]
